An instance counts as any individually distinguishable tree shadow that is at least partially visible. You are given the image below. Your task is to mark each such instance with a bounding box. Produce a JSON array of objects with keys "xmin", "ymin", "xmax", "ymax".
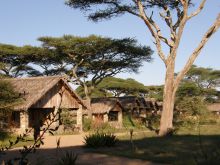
[
  {"xmin": 0, "ymin": 145, "xmax": 153, "ymax": 165},
  {"xmin": 1, "ymin": 134, "xmax": 220, "ymax": 165},
  {"xmin": 93, "ymin": 134, "xmax": 220, "ymax": 164}
]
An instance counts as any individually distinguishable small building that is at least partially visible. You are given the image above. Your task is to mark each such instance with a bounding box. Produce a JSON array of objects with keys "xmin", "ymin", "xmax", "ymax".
[
  {"xmin": 207, "ymin": 103, "xmax": 220, "ymax": 115},
  {"xmin": 1, "ymin": 76, "xmax": 86, "ymax": 134},
  {"xmin": 91, "ymin": 99, "xmax": 123, "ymax": 128}
]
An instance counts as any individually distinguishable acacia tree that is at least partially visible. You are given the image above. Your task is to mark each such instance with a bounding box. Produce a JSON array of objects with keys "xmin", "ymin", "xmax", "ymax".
[
  {"xmin": 97, "ymin": 77, "xmax": 148, "ymax": 97},
  {"xmin": 180, "ymin": 65, "xmax": 220, "ymax": 102},
  {"xmin": 0, "ymin": 44, "xmax": 41, "ymax": 77},
  {"xmin": 66, "ymin": 0, "xmax": 220, "ymax": 135},
  {"xmin": 38, "ymin": 35, "xmax": 152, "ymax": 109},
  {"xmin": 76, "ymin": 76, "xmax": 148, "ymax": 97},
  {"xmin": 0, "ymin": 43, "xmax": 70, "ymax": 77}
]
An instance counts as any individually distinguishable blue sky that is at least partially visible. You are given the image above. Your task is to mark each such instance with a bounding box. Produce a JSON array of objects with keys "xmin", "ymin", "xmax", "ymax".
[{"xmin": 0, "ymin": 0, "xmax": 219, "ymax": 85}]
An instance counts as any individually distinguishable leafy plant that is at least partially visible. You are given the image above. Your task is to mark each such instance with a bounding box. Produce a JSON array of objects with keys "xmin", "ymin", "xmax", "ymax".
[
  {"xmin": 60, "ymin": 108, "xmax": 77, "ymax": 132},
  {"xmin": 194, "ymin": 146, "xmax": 220, "ymax": 165},
  {"xmin": 83, "ymin": 118, "xmax": 92, "ymax": 132},
  {"xmin": 58, "ymin": 151, "xmax": 77, "ymax": 165},
  {"xmin": 84, "ymin": 132, "xmax": 118, "ymax": 148}
]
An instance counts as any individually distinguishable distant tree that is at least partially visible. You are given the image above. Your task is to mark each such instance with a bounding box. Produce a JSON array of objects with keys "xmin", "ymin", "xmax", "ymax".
[
  {"xmin": 180, "ymin": 65, "xmax": 220, "ymax": 102},
  {"xmin": 0, "ymin": 44, "xmax": 41, "ymax": 77},
  {"xmin": 0, "ymin": 79, "xmax": 22, "ymax": 123},
  {"xmin": 66, "ymin": 0, "xmax": 220, "ymax": 136},
  {"xmin": 186, "ymin": 65, "xmax": 220, "ymax": 90},
  {"xmin": 97, "ymin": 77, "xmax": 148, "ymax": 97},
  {"xmin": 145, "ymin": 85, "xmax": 164, "ymax": 101},
  {"xmin": 76, "ymin": 85, "xmax": 113, "ymax": 98},
  {"xmin": 38, "ymin": 35, "xmax": 152, "ymax": 112}
]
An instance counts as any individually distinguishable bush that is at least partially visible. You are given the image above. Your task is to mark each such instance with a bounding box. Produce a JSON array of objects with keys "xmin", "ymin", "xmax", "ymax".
[
  {"xmin": 194, "ymin": 147, "xmax": 220, "ymax": 165},
  {"xmin": 84, "ymin": 132, "xmax": 118, "ymax": 148},
  {"xmin": 123, "ymin": 114, "xmax": 145, "ymax": 129},
  {"xmin": 0, "ymin": 131, "xmax": 11, "ymax": 141},
  {"xmin": 58, "ymin": 151, "xmax": 77, "ymax": 165},
  {"xmin": 60, "ymin": 109, "xmax": 77, "ymax": 132},
  {"xmin": 83, "ymin": 118, "xmax": 92, "ymax": 131},
  {"xmin": 91, "ymin": 121, "xmax": 113, "ymax": 132},
  {"xmin": 174, "ymin": 96, "xmax": 211, "ymax": 129}
]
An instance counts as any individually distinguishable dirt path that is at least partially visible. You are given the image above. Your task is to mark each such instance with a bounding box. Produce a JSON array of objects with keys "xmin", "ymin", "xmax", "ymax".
[
  {"xmin": 41, "ymin": 133, "xmax": 86, "ymax": 148},
  {"xmin": 1, "ymin": 133, "xmax": 163, "ymax": 165}
]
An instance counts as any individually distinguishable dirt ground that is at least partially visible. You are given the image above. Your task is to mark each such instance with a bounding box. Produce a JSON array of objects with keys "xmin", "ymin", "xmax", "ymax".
[{"xmin": 1, "ymin": 133, "xmax": 162, "ymax": 165}]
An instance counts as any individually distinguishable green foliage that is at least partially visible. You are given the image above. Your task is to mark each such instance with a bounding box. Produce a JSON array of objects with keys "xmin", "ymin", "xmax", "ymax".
[
  {"xmin": 123, "ymin": 114, "xmax": 144, "ymax": 129},
  {"xmin": 0, "ymin": 44, "xmax": 42, "ymax": 77},
  {"xmin": 60, "ymin": 109, "xmax": 77, "ymax": 132},
  {"xmin": 97, "ymin": 77, "xmax": 148, "ymax": 97},
  {"xmin": 177, "ymin": 82, "xmax": 201, "ymax": 97},
  {"xmin": 0, "ymin": 131, "xmax": 11, "ymax": 141},
  {"xmin": 65, "ymin": 0, "xmax": 192, "ymax": 22},
  {"xmin": 58, "ymin": 151, "xmax": 77, "ymax": 165},
  {"xmin": 194, "ymin": 147, "xmax": 220, "ymax": 165},
  {"xmin": 0, "ymin": 80, "xmax": 22, "ymax": 123},
  {"xmin": 145, "ymin": 85, "xmax": 163, "ymax": 101},
  {"xmin": 84, "ymin": 132, "xmax": 118, "ymax": 148},
  {"xmin": 83, "ymin": 118, "xmax": 92, "ymax": 131},
  {"xmin": 183, "ymin": 65, "xmax": 220, "ymax": 102},
  {"xmin": 76, "ymin": 76, "xmax": 149, "ymax": 98},
  {"xmin": 0, "ymin": 80, "xmax": 21, "ymax": 108},
  {"xmin": 38, "ymin": 35, "xmax": 152, "ymax": 99},
  {"xmin": 174, "ymin": 96, "xmax": 211, "ymax": 129}
]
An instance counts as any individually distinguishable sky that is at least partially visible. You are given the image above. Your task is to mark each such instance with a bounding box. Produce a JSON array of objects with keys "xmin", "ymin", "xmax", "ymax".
[{"xmin": 0, "ymin": 0, "xmax": 219, "ymax": 86}]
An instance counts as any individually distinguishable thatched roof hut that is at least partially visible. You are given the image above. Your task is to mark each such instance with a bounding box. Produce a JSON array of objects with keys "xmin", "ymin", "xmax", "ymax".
[
  {"xmin": 1, "ymin": 76, "xmax": 86, "ymax": 133},
  {"xmin": 91, "ymin": 98, "xmax": 123, "ymax": 114},
  {"xmin": 3, "ymin": 76, "xmax": 85, "ymax": 111}
]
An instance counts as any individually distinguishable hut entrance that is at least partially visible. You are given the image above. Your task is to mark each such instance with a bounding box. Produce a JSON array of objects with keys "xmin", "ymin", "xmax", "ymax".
[
  {"xmin": 108, "ymin": 111, "xmax": 118, "ymax": 121},
  {"xmin": 28, "ymin": 108, "xmax": 54, "ymax": 128},
  {"xmin": 29, "ymin": 108, "xmax": 54, "ymax": 139}
]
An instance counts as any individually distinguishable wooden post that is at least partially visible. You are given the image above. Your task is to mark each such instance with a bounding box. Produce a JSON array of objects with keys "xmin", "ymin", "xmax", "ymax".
[
  {"xmin": 118, "ymin": 111, "xmax": 123, "ymax": 128},
  {"xmin": 77, "ymin": 104, "xmax": 83, "ymax": 132},
  {"xmin": 20, "ymin": 111, "xmax": 29, "ymax": 134},
  {"xmin": 104, "ymin": 113, "xmax": 108, "ymax": 122}
]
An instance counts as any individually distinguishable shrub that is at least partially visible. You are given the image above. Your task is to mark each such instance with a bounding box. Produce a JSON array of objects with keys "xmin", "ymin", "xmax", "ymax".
[
  {"xmin": 91, "ymin": 121, "xmax": 113, "ymax": 132},
  {"xmin": 0, "ymin": 131, "xmax": 11, "ymax": 141},
  {"xmin": 58, "ymin": 151, "xmax": 77, "ymax": 165},
  {"xmin": 194, "ymin": 146, "xmax": 220, "ymax": 165},
  {"xmin": 83, "ymin": 118, "xmax": 92, "ymax": 131},
  {"xmin": 174, "ymin": 96, "xmax": 212, "ymax": 129},
  {"xmin": 60, "ymin": 109, "xmax": 77, "ymax": 132},
  {"xmin": 84, "ymin": 132, "xmax": 118, "ymax": 148}
]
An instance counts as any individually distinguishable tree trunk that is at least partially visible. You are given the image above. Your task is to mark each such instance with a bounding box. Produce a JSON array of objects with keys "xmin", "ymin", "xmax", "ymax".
[
  {"xmin": 83, "ymin": 84, "xmax": 92, "ymax": 118},
  {"xmin": 159, "ymin": 61, "xmax": 176, "ymax": 136}
]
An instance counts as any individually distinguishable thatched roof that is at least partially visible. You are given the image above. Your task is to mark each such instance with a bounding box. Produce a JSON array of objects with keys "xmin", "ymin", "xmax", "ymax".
[
  {"xmin": 2, "ymin": 76, "xmax": 85, "ymax": 111},
  {"xmin": 207, "ymin": 103, "xmax": 220, "ymax": 112},
  {"xmin": 91, "ymin": 96, "xmax": 162, "ymax": 111},
  {"xmin": 91, "ymin": 98, "xmax": 123, "ymax": 114}
]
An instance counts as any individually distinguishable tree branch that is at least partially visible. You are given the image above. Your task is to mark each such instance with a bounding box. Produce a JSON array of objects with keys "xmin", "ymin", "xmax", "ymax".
[
  {"xmin": 187, "ymin": 0, "xmax": 206, "ymax": 20},
  {"xmin": 136, "ymin": 0, "xmax": 167, "ymax": 65},
  {"xmin": 174, "ymin": 14, "xmax": 220, "ymax": 92}
]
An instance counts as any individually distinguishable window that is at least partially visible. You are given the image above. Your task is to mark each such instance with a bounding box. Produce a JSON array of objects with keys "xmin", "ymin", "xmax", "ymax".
[
  {"xmin": 10, "ymin": 112, "xmax": 20, "ymax": 128},
  {"xmin": 108, "ymin": 111, "xmax": 118, "ymax": 121}
]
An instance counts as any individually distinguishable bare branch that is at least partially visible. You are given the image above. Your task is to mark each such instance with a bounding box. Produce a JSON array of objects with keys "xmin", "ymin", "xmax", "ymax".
[
  {"xmin": 170, "ymin": 2, "xmax": 188, "ymax": 60},
  {"xmin": 136, "ymin": 0, "xmax": 167, "ymax": 65},
  {"xmin": 187, "ymin": 0, "xmax": 206, "ymax": 20},
  {"xmin": 174, "ymin": 14, "xmax": 220, "ymax": 92}
]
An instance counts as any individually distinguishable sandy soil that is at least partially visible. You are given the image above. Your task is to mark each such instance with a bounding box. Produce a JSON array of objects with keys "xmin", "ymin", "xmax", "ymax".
[{"xmin": 1, "ymin": 133, "xmax": 163, "ymax": 165}]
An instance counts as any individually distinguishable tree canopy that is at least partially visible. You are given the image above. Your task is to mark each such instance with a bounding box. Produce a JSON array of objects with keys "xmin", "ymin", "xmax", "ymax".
[
  {"xmin": 76, "ymin": 76, "xmax": 149, "ymax": 98},
  {"xmin": 38, "ymin": 35, "xmax": 153, "ymax": 100},
  {"xmin": 0, "ymin": 44, "xmax": 41, "ymax": 77}
]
